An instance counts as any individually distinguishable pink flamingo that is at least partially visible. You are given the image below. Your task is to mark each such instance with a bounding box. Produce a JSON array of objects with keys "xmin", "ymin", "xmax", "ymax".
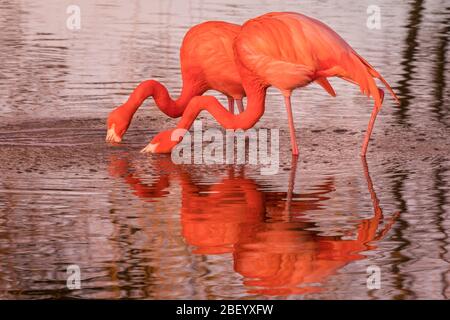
[
  {"xmin": 106, "ymin": 21, "xmax": 245, "ymax": 143},
  {"xmin": 142, "ymin": 12, "xmax": 400, "ymax": 156}
]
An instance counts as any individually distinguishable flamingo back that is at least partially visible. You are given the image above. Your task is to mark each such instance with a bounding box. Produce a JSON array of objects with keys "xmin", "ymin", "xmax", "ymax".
[{"xmin": 235, "ymin": 12, "xmax": 396, "ymax": 106}]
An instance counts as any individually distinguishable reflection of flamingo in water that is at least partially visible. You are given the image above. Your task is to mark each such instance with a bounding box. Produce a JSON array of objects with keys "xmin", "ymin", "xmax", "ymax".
[
  {"xmin": 108, "ymin": 157, "xmax": 398, "ymax": 296},
  {"xmin": 143, "ymin": 12, "xmax": 399, "ymax": 156},
  {"xmin": 233, "ymin": 160, "xmax": 398, "ymax": 295}
]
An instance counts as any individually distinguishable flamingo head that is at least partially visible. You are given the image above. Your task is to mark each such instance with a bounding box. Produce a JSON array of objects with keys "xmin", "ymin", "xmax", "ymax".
[
  {"xmin": 106, "ymin": 107, "xmax": 130, "ymax": 143},
  {"xmin": 140, "ymin": 128, "xmax": 187, "ymax": 154}
]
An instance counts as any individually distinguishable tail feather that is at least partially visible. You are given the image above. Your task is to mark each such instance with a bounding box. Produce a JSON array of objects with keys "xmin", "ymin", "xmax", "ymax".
[
  {"xmin": 315, "ymin": 77, "xmax": 336, "ymax": 97},
  {"xmin": 315, "ymin": 51, "xmax": 399, "ymax": 109},
  {"xmin": 354, "ymin": 53, "xmax": 400, "ymax": 105},
  {"xmin": 343, "ymin": 53, "xmax": 383, "ymax": 109}
]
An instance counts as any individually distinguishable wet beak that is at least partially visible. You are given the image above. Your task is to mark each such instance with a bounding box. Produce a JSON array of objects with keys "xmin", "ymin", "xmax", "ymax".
[
  {"xmin": 140, "ymin": 142, "xmax": 159, "ymax": 153},
  {"xmin": 106, "ymin": 124, "xmax": 122, "ymax": 143}
]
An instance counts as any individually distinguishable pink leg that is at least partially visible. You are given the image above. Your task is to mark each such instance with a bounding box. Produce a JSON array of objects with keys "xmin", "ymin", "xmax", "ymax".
[
  {"xmin": 236, "ymin": 99, "xmax": 245, "ymax": 114},
  {"xmin": 284, "ymin": 96, "xmax": 299, "ymax": 156},
  {"xmin": 360, "ymin": 106, "xmax": 379, "ymax": 156},
  {"xmin": 361, "ymin": 89, "xmax": 384, "ymax": 157},
  {"xmin": 227, "ymin": 97, "xmax": 235, "ymax": 114}
]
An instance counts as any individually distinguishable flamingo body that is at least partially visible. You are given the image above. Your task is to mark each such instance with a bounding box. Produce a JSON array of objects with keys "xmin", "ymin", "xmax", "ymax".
[
  {"xmin": 236, "ymin": 13, "xmax": 364, "ymax": 94},
  {"xmin": 236, "ymin": 12, "xmax": 399, "ymax": 107},
  {"xmin": 183, "ymin": 21, "xmax": 245, "ymax": 100}
]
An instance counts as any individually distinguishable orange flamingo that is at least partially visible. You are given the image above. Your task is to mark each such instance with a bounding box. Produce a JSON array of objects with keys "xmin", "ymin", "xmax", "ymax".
[
  {"xmin": 108, "ymin": 155, "xmax": 398, "ymax": 296},
  {"xmin": 106, "ymin": 21, "xmax": 245, "ymax": 143},
  {"xmin": 142, "ymin": 12, "xmax": 400, "ymax": 156}
]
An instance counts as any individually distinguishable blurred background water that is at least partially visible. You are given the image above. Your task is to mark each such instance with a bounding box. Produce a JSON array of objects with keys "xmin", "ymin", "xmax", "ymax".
[{"xmin": 0, "ymin": 0, "xmax": 449, "ymax": 299}]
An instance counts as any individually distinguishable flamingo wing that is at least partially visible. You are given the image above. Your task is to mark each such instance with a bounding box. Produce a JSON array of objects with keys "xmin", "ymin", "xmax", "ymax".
[{"xmin": 236, "ymin": 12, "xmax": 398, "ymax": 108}]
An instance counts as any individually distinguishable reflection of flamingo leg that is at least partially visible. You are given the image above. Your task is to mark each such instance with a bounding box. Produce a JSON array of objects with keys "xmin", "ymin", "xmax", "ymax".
[
  {"xmin": 362, "ymin": 157, "xmax": 383, "ymax": 223},
  {"xmin": 284, "ymin": 96, "xmax": 299, "ymax": 156},
  {"xmin": 359, "ymin": 157, "xmax": 399, "ymax": 242},
  {"xmin": 285, "ymin": 155, "xmax": 299, "ymax": 216}
]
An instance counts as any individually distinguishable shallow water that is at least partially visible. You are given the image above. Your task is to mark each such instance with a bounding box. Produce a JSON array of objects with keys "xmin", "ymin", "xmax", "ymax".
[{"xmin": 0, "ymin": 0, "xmax": 449, "ymax": 299}]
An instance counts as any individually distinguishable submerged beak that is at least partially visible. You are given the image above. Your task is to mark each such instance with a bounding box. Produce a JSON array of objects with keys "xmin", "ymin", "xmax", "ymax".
[
  {"xmin": 140, "ymin": 142, "xmax": 159, "ymax": 153},
  {"xmin": 105, "ymin": 124, "xmax": 122, "ymax": 143}
]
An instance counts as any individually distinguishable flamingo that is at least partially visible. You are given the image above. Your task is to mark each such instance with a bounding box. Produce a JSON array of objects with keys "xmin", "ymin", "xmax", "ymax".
[
  {"xmin": 106, "ymin": 21, "xmax": 246, "ymax": 143},
  {"xmin": 142, "ymin": 12, "xmax": 400, "ymax": 156}
]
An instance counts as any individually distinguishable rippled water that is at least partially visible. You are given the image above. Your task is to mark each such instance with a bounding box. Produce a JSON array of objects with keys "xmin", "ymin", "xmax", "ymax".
[{"xmin": 0, "ymin": 0, "xmax": 449, "ymax": 299}]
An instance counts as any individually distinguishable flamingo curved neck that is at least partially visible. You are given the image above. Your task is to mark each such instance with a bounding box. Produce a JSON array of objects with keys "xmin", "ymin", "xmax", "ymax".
[
  {"xmin": 177, "ymin": 83, "xmax": 266, "ymax": 131},
  {"xmin": 121, "ymin": 79, "xmax": 201, "ymax": 119}
]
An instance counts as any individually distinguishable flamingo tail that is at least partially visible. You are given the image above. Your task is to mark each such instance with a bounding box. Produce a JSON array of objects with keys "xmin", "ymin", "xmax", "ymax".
[
  {"xmin": 354, "ymin": 52, "xmax": 400, "ymax": 106},
  {"xmin": 317, "ymin": 51, "xmax": 400, "ymax": 109}
]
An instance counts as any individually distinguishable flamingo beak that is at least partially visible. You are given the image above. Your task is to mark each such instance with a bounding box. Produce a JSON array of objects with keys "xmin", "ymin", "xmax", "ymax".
[
  {"xmin": 105, "ymin": 124, "xmax": 122, "ymax": 143},
  {"xmin": 140, "ymin": 142, "xmax": 159, "ymax": 153}
]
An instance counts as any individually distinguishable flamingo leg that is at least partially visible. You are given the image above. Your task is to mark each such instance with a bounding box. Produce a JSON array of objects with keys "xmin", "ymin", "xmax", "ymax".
[
  {"xmin": 361, "ymin": 89, "xmax": 384, "ymax": 157},
  {"xmin": 361, "ymin": 106, "xmax": 379, "ymax": 157},
  {"xmin": 227, "ymin": 97, "xmax": 235, "ymax": 114},
  {"xmin": 236, "ymin": 99, "xmax": 245, "ymax": 113},
  {"xmin": 284, "ymin": 96, "xmax": 299, "ymax": 156}
]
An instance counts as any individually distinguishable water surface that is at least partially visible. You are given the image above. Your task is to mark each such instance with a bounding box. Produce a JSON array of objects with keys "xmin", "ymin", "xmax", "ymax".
[{"xmin": 0, "ymin": 0, "xmax": 449, "ymax": 299}]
